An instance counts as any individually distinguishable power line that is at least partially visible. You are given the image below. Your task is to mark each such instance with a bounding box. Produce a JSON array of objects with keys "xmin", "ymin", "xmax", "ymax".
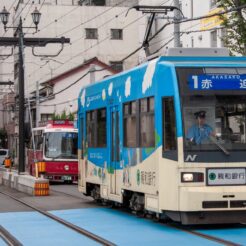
[
  {"xmin": 36, "ymin": 5, "xmax": 80, "ymax": 35},
  {"xmin": 27, "ymin": 0, "xmax": 171, "ymax": 86},
  {"xmin": 25, "ymin": 0, "xmax": 134, "ymax": 84},
  {"xmin": 121, "ymin": 3, "xmax": 246, "ymax": 62}
]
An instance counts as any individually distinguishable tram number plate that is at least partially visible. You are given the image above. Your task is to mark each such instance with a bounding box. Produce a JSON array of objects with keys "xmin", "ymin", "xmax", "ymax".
[
  {"xmin": 207, "ymin": 168, "xmax": 246, "ymax": 185},
  {"xmin": 62, "ymin": 176, "xmax": 72, "ymax": 181}
]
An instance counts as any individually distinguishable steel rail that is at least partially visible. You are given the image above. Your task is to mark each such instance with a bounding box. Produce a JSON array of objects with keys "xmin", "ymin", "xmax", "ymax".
[
  {"xmin": 50, "ymin": 187, "xmax": 243, "ymax": 246},
  {"xmin": 0, "ymin": 190, "xmax": 116, "ymax": 246},
  {"xmin": 0, "ymin": 225, "xmax": 23, "ymax": 246},
  {"xmin": 122, "ymin": 209, "xmax": 242, "ymax": 246},
  {"xmin": 167, "ymin": 224, "xmax": 241, "ymax": 246},
  {"xmin": 1, "ymin": 189, "xmax": 242, "ymax": 246}
]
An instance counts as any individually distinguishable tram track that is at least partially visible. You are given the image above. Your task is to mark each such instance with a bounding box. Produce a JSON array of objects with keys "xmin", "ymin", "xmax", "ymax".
[
  {"xmin": 0, "ymin": 225, "xmax": 23, "ymax": 246},
  {"xmin": 167, "ymin": 223, "xmax": 242, "ymax": 246},
  {"xmin": 49, "ymin": 187, "xmax": 243, "ymax": 246},
  {"xmin": 0, "ymin": 188, "xmax": 243, "ymax": 246},
  {"xmin": 0, "ymin": 190, "xmax": 116, "ymax": 246}
]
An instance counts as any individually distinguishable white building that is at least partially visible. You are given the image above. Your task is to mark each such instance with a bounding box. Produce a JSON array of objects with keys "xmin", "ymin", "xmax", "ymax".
[
  {"xmin": 8, "ymin": 0, "xmax": 142, "ymax": 96},
  {"xmin": 34, "ymin": 57, "xmax": 116, "ymax": 125}
]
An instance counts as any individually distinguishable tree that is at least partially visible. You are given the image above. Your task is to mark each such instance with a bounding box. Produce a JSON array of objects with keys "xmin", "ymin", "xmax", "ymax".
[
  {"xmin": 217, "ymin": 0, "xmax": 246, "ymax": 55},
  {"xmin": 51, "ymin": 110, "xmax": 74, "ymax": 121}
]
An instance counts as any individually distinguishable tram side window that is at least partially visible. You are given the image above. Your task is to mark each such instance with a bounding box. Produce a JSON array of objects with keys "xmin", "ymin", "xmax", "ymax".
[
  {"xmin": 140, "ymin": 97, "xmax": 155, "ymax": 147},
  {"xmin": 86, "ymin": 108, "xmax": 107, "ymax": 148},
  {"xmin": 87, "ymin": 111, "xmax": 96, "ymax": 147},
  {"xmin": 97, "ymin": 108, "xmax": 107, "ymax": 147},
  {"xmin": 80, "ymin": 117, "xmax": 84, "ymax": 159},
  {"xmin": 124, "ymin": 101, "xmax": 137, "ymax": 147},
  {"xmin": 163, "ymin": 97, "xmax": 177, "ymax": 151},
  {"xmin": 34, "ymin": 131, "xmax": 43, "ymax": 150}
]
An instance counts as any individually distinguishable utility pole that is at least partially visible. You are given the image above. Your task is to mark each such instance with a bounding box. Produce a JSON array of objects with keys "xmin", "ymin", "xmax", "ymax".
[
  {"xmin": 130, "ymin": 5, "xmax": 183, "ymax": 57},
  {"xmin": 36, "ymin": 81, "xmax": 39, "ymax": 127},
  {"xmin": 0, "ymin": 7, "xmax": 70, "ymax": 174},
  {"xmin": 173, "ymin": 0, "xmax": 181, "ymax": 47},
  {"xmin": 18, "ymin": 18, "xmax": 25, "ymax": 173}
]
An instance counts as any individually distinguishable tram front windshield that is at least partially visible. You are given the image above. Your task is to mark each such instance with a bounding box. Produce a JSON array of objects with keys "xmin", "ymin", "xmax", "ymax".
[
  {"xmin": 44, "ymin": 132, "xmax": 78, "ymax": 159},
  {"xmin": 177, "ymin": 67, "xmax": 246, "ymax": 160}
]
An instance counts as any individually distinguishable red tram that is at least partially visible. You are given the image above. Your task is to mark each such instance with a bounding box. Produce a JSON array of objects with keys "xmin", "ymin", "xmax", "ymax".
[{"xmin": 27, "ymin": 120, "xmax": 78, "ymax": 182}]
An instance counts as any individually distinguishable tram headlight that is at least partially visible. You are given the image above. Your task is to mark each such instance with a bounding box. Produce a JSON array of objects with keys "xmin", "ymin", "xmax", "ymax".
[
  {"xmin": 181, "ymin": 172, "xmax": 204, "ymax": 182},
  {"xmin": 182, "ymin": 173, "xmax": 194, "ymax": 182}
]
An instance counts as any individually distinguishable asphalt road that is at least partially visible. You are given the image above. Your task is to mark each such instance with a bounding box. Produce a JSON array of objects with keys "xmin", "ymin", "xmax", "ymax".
[{"xmin": 0, "ymin": 183, "xmax": 96, "ymax": 213}]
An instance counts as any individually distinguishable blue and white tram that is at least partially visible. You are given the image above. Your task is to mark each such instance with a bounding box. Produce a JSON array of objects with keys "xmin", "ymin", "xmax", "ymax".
[{"xmin": 78, "ymin": 48, "xmax": 246, "ymax": 224}]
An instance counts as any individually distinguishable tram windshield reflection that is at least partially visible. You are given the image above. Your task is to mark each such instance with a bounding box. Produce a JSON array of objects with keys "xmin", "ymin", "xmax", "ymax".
[
  {"xmin": 44, "ymin": 132, "xmax": 78, "ymax": 159},
  {"xmin": 176, "ymin": 67, "xmax": 246, "ymax": 153},
  {"xmin": 183, "ymin": 95, "xmax": 246, "ymax": 152}
]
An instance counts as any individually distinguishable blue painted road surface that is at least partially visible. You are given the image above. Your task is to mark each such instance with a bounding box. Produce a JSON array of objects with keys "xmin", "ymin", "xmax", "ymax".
[
  {"xmin": 0, "ymin": 211, "xmax": 99, "ymax": 246},
  {"xmin": 196, "ymin": 226, "xmax": 246, "ymax": 246},
  {"xmin": 51, "ymin": 208, "xmax": 219, "ymax": 246}
]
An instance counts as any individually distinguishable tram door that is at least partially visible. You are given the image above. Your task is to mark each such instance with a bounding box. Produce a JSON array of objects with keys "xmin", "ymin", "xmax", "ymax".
[
  {"xmin": 110, "ymin": 106, "xmax": 120, "ymax": 195},
  {"xmin": 80, "ymin": 114, "xmax": 86, "ymax": 188}
]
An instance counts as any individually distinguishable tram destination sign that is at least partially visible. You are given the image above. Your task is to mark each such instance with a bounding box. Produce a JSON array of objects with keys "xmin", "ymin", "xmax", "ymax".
[
  {"xmin": 189, "ymin": 74, "xmax": 246, "ymax": 90},
  {"xmin": 207, "ymin": 168, "xmax": 246, "ymax": 186}
]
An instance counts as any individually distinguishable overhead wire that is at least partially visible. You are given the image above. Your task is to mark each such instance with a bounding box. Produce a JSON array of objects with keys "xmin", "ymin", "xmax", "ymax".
[
  {"xmin": 26, "ymin": 0, "xmax": 171, "ymax": 88},
  {"xmin": 120, "ymin": 3, "xmax": 246, "ymax": 61},
  {"xmin": 35, "ymin": 3, "xmax": 246, "ymax": 107},
  {"xmin": 25, "ymin": 0, "xmax": 134, "ymax": 84}
]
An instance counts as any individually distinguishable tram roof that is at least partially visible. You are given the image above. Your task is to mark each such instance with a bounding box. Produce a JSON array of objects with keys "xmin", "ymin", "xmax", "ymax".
[{"xmin": 78, "ymin": 54, "xmax": 246, "ymax": 93}]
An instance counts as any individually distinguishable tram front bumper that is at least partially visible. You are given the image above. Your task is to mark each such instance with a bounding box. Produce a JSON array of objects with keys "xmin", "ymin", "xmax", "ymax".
[
  {"xmin": 179, "ymin": 186, "xmax": 246, "ymax": 211},
  {"xmin": 176, "ymin": 186, "xmax": 246, "ymax": 224}
]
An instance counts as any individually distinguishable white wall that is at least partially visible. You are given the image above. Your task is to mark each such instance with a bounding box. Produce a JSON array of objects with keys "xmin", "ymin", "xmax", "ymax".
[{"xmin": 10, "ymin": 2, "xmax": 143, "ymax": 96}]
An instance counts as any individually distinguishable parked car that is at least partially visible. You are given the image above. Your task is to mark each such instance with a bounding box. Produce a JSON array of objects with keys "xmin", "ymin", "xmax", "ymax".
[{"xmin": 0, "ymin": 149, "xmax": 9, "ymax": 165}]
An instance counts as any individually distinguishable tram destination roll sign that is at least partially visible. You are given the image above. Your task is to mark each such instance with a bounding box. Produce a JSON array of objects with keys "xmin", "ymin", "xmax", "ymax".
[
  {"xmin": 207, "ymin": 168, "xmax": 246, "ymax": 185},
  {"xmin": 189, "ymin": 74, "xmax": 246, "ymax": 90}
]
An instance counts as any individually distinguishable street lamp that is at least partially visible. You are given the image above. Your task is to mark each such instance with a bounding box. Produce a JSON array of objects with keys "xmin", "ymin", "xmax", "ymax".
[
  {"xmin": 0, "ymin": 6, "xmax": 41, "ymax": 32},
  {"xmin": 31, "ymin": 7, "xmax": 41, "ymax": 31},
  {"xmin": 0, "ymin": 6, "xmax": 41, "ymax": 174},
  {"xmin": 0, "ymin": 7, "xmax": 9, "ymax": 31}
]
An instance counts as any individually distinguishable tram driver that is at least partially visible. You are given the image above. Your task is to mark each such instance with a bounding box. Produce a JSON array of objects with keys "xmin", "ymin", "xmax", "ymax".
[{"xmin": 186, "ymin": 110, "xmax": 214, "ymax": 145}]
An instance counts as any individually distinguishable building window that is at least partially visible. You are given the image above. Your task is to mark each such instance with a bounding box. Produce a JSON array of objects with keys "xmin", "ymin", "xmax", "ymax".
[
  {"xmin": 210, "ymin": 30, "xmax": 217, "ymax": 47},
  {"xmin": 111, "ymin": 29, "xmax": 123, "ymax": 40},
  {"xmin": 85, "ymin": 28, "xmax": 98, "ymax": 39},
  {"xmin": 124, "ymin": 101, "xmax": 137, "ymax": 147},
  {"xmin": 140, "ymin": 97, "xmax": 155, "ymax": 147},
  {"xmin": 110, "ymin": 61, "xmax": 123, "ymax": 72},
  {"xmin": 163, "ymin": 97, "xmax": 177, "ymax": 151},
  {"xmin": 41, "ymin": 114, "xmax": 52, "ymax": 122},
  {"xmin": 124, "ymin": 97, "xmax": 155, "ymax": 148},
  {"xmin": 86, "ymin": 108, "xmax": 106, "ymax": 148},
  {"xmin": 80, "ymin": 0, "xmax": 106, "ymax": 5}
]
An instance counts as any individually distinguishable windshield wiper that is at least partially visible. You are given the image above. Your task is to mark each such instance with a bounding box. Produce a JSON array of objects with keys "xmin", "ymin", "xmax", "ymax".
[{"xmin": 209, "ymin": 136, "xmax": 230, "ymax": 156}]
